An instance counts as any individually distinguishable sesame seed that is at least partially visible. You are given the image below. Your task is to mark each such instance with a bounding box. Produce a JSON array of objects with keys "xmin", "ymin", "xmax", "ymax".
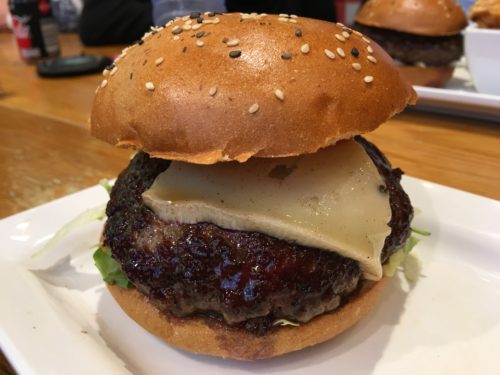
[
  {"xmin": 324, "ymin": 49, "xmax": 335, "ymax": 59},
  {"xmin": 226, "ymin": 39, "xmax": 239, "ymax": 47},
  {"xmin": 101, "ymin": 80, "xmax": 108, "ymax": 88},
  {"xmin": 155, "ymin": 57, "xmax": 164, "ymax": 66},
  {"xmin": 336, "ymin": 22, "xmax": 345, "ymax": 27},
  {"xmin": 343, "ymin": 27, "xmax": 353, "ymax": 35},
  {"xmin": 196, "ymin": 40, "xmax": 204, "ymax": 47},
  {"xmin": 110, "ymin": 67, "xmax": 118, "ymax": 76},
  {"xmin": 172, "ymin": 26, "xmax": 183, "ymax": 35},
  {"xmin": 295, "ymin": 28, "xmax": 303, "ymax": 37},
  {"xmin": 281, "ymin": 51, "xmax": 292, "ymax": 60},
  {"xmin": 209, "ymin": 86, "xmax": 217, "ymax": 96},
  {"xmin": 278, "ymin": 17, "xmax": 289, "ymax": 22},
  {"xmin": 129, "ymin": 72, "xmax": 133, "ymax": 80},
  {"xmin": 367, "ymin": 45, "xmax": 374, "ymax": 54},
  {"xmin": 207, "ymin": 12, "xmax": 215, "ymax": 17},
  {"xmin": 279, "ymin": 13, "xmax": 288, "ymax": 17},
  {"xmin": 335, "ymin": 34, "xmax": 346, "ymax": 42},
  {"xmin": 300, "ymin": 43, "xmax": 310, "ymax": 54},
  {"xmin": 342, "ymin": 31, "xmax": 350, "ymax": 39},
  {"xmin": 185, "ymin": 20, "xmax": 193, "ymax": 25},
  {"xmin": 166, "ymin": 20, "xmax": 173, "ymax": 27},
  {"xmin": 289, "ymin": 18, "xmax": 297, "ymax": 23},
  {"xmin": 190, "ymin": 11, "xmax": 201, "ymax": 19},
  {"xmin": 274, "ymin": 89, "xmax": 285, "ymax": 101},
  {"xmin": 192, "ymin": 23, "xmax": 202, "ymax": 30},
  {"xmin": 249, "ymin": 103, "xmax": 259, "ymax": 114},
  {"xmin": 367, "ymin": 55, "xmax": 377, "ymax": 64},
  {"xmin": 213, "ymin": 17, "xmax": 220, "ymax": 24},
  {"xmin": 290, "ymin": 14, "xmax": 298, "ymax": 19},
  {"xmin": 138, "ymin": 39, "xmax": 144, "ymax": 45},
  {"xmin": 182, "ymin": 46, "xmax": 187, "ymax": 53},
  {"xmin": 362, "ymin": 36, "xmax": 371, "ymax": 44},
  {"xmin": 195, "ymin": 31, "xmax": 205, "ymax": 38},
  {"xmin": 183, "ymin": 24, "xmax": 192, "ymax": 31},
  {"xmin": 229, "ymin": 50, "xmax": 241, "ymax": 58},
  {"xmin": 352, "ymin": 63, "xmax": 361, "ymax": 71},
  {"xmin": 336, "ymin": 47, "xmax": 346, "ymax": 58},
  {"xmin": 351, "ymin": 48, "xmax": 359, "ymax": 57},
  {"xmin": 102, "ymin": 69, "xmax": 109, "ymax": 77},
  {"xmin": 145, "ymin": 82, "xmax": 155, "ymax": 91},
  {"xmin": 353, "ymin": 30, "xmax": 362, "ymax": 37},
  {"xmin": 197, "ymin": 17, "xmax": 203, "ymax": 23},
  {"xmin": 364, "ymin": 76, "xmax": 374, "ymax": 83},
  {"xmin": 173, "ymin": 35, "xmax": 180, "ymax": 41}
]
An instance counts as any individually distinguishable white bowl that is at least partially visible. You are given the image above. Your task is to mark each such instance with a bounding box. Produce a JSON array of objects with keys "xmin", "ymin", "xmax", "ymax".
[{"xmin": 464, "ymin": 24, "xmax": 500, "ymax": 95}]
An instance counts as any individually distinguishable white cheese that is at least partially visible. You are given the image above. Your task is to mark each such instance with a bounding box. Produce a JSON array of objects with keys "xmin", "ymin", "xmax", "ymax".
[{"xmin": 143, "ymin": 140, "xmax": 391, "ymax": 280}]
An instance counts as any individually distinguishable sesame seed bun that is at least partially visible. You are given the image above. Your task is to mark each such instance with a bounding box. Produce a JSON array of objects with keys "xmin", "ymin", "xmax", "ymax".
[
  {"xmin": 107, "ymin": 278, "xmax": 387, "ymax": 361},
  {"xmin": 90, "ymin": 13, "xmax": 416, "ymax": 164},
  {"xmin": 355, "ymin": 0, "xmax": 467, "ymax": 37},
  {"xmin": 470, "ymin": 0, "xmax": 500, "ymax": 29}
]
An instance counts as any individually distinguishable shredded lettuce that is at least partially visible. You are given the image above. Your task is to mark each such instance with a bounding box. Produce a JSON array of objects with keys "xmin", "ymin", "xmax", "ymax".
[
  {"xmin": 31, "ymin": 204, "xmax": 107, "ymax": 258},
  {"xmin": 383, "ymin": 232, "xmax": 426, "ymax": 281},
  {"xmin": 273, "ymin": 319, "xmax": 300, "ymax": 327},
  {"xmin": 411, "ymin": 227, "xmax": 431, "ymax": 236},
  {"xmin": 93, "ymin": 247, "xmax": 132, "ymax": 288},
  {"xmin": 99, "ymin": 178, "xmax": 113, "ymax": 195}
]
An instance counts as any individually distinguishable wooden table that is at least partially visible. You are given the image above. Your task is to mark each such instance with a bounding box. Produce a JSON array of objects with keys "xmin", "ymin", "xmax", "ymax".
[{"xmin": 0, "ymin": 31, "xmax": 499, "ymax": 375}]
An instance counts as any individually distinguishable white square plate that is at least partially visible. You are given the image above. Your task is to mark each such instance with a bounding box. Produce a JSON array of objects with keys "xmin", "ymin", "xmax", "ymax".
[{"xmin": 1, "ymin": 176, "xmax": 499, "ymax": 375}]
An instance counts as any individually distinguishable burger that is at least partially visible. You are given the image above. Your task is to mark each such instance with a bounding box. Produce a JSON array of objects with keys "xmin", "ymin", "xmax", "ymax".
[
  {"xmin": 354, "ymin": 0, "xmax": 468, "ymax": 87},
  {"xmin": 90, "ymin": 13, "xmax": 417, "ymax": 360}
]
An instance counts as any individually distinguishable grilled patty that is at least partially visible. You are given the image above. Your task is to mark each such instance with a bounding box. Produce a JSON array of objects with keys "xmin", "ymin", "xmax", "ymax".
[
  {"xmin": 354, "ymin": 22, "xmax": 463, "ymax": 66},
  {"xmin": 103, "ymin": 137, "xmax": 412, "ymax": 335}
]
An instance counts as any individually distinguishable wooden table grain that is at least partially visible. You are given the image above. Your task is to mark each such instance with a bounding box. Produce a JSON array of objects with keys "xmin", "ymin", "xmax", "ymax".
[{"xmin": 0, "ymin": 31, "xmax": 499, "ymax": 375}]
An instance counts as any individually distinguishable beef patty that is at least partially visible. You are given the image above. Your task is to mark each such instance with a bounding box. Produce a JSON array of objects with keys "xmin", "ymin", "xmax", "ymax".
[
  {"xmin": 103, "ymin": 137, "xmax": 413, "ymax": 335},
  {"xmin": 354, "ymin": 22, "xmax": 463, "ymax": 66}
]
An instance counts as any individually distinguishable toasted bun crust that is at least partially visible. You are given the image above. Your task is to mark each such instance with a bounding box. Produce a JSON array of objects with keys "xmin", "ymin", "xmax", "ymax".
[
  {"xmin": 398, "ymin": 65, "xmax": 455, "ymax": 88},
  {"xmin": 107, "ymin": 279, "xmax": 386, "ymax": 360},
  {"xmin": 355, "ymin": 0, "xmax": 467, "ymax": 36},
  {"xmin": 470, "ymin": 0, "xmax": 500, "ymax": 28},
  {"xmin": 90, "ymin": 13, "xmax": 416, "ymax": 164}
]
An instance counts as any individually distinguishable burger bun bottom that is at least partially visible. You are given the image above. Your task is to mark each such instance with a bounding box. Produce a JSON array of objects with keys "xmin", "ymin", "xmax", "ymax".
[
  {"xmin": 107, "ymin": 278, "xmax": 387, "ymax": 361},
  {"xmin": 398, "ymin": 65, "xmax": 455, "ymax": 88}
]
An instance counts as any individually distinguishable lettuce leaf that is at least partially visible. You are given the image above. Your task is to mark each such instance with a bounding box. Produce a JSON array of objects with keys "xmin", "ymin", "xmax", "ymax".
[{"xmin": 93, "ymin": 247, "xmax": 132, "ymax": 288}]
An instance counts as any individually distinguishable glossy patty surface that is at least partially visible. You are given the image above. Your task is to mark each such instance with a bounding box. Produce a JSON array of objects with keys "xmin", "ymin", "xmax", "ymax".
[{"xmin": 103, "ymin": 138, "xmax": 412, "ymax": 334}]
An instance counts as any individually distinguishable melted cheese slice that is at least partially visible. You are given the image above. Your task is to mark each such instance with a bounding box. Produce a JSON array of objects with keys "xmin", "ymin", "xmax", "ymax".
[{"xmin": 143, "ymin": 140, "xmax": 391, "ymax": 280}]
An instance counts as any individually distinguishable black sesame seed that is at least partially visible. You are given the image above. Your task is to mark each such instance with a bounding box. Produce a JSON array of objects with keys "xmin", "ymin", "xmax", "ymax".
[
  {"xmin": 214, "ymin": 12, "xmax": 223, "ymax": 15},
  {"xmin": 343, "ymin": 27, "xmax": 353, "ymax": 35},
  {"xmin": 129, "ymin": 72, "xmax": 133, "ymax": 80},
  {"xmin": 105, "ymin": 63, "xmax": 115, "ymax": 71},
  {"xmin": 351, "ymin": 48, "xmax": 359, "ymax": 57},
  {"xmin": 207, "ymin": 12, "xmax": 215, "ymax": 17},
  {"xmin": 196, "ymin": 31, "xmax": 205, "ymax": 38},
  {"xmin": 138, "ymin": 39, "xmax": 144, "ymax": 45},
  {"xmin": 295, "ymin": 28, "xmax": 303, "ymax": 37},
  {"xmin": 190, "ymin": 11, "xmax": 201, "ymax": 19},
  {"xmin": 182, "ymin": 46, "xmax": 187, "ymax": 53},
  {"xmin": 281, "ymin": 51, "xmax": 292, "ymax": 60},
  {"xmin": 197, "ymin": 17, "xmax": 203, "ymax": 23},
  {"xmin": 172, "ymin": 28, "xmax": 183, "ymax": 35},
  {"xmin": 229, "ymin": 50, "xmax": 241, "ymax": 58}
]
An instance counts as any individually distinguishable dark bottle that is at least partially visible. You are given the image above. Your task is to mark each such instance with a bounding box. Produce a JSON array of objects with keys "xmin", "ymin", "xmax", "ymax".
[{"xmin": 9, "ymin": 0, "xmax": 60, "ymax": 62}]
